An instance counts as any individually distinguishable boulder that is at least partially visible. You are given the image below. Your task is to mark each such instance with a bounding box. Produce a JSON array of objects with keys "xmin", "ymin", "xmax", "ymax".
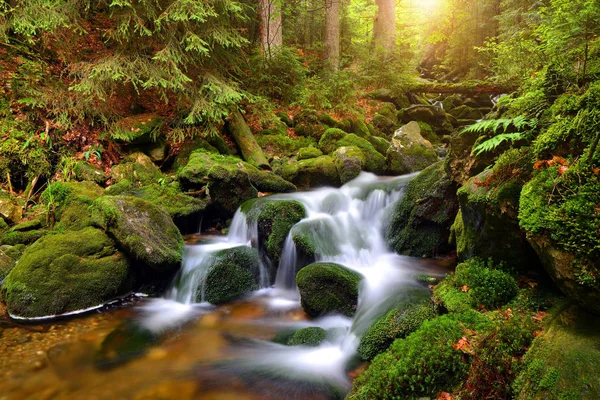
[
  {"xmin": 296, "ymin": 262, "xmax": 362, "ymax": 317},
  {"xmin": 282, "ymin": 156, "xmax": 341, "ymax": 188},
  {"xmin": 172, "ymin": 139, "xmax": 219, "ymax": 171},
  {"xmin": 336, "ymin": 134, "xmax": 386, "ymax": 174},
  {"xmin": 318, "ymin": 128, "xmax": 347, "ymax": 155},
  {"xmin": 0, "ymin": 190, "xmax": 22, "ymax": 224},
  {"xmin": 0, "ymin": 227, "xmax": 133, "ymax": 318},
  {"xmin": 200, "ymin": 246, "xmax": 260, "ymax": 304},
  {"xmin": 333, "ymin": 146, "xmax": 365, "ymax": 184},
  {"xmin": 139, "ymin": 137, "xmax": 169, "ymax": 163},
  {"xmin": 398, "ymin": 105, "xmax": 446, "ymax": 127},
  {"xmin": 386, "ymin": 121, "xmax": 438, "ymax": 175},
  {"xmin": 74, "ymin": 161, "xmax": 108, "ymax": 185},
  {"xmin": 275, "ymin": 327, "xmax": 328, "ymax": 347},
  {"xmin": 294, "ymin": 109, "xmax": 327, "ymax": 140},
  {"xmin": 111, "ymin": 152, "xmax": 162, "ymax": 186},
  {"xmin": 384, "ymin": 162, "xmax": 459, "ymax": 257},
  {"xmin": 297, "ymin": 146, "xmax": 323, "ymax": 161},
  {"xmin": 371, "ymin": 114, "xmax": 396, "ymax": 136},
  {"xmin": 112, "ymin": 114, "xmax": 164, "ymax": 145},
  {"xmin": 92, "ymin": 196, "xmax": 184, "ymax": 274},
  {"xmin": 41, "ymin": 181, "xmax": 104, "ymax": 231}
]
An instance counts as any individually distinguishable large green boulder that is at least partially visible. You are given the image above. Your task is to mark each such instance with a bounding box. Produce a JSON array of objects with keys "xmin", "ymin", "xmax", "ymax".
[
  {"xmin": 296, "ymin": 262, "xmax": 362, "ymax": 317},
  {"xmin": 199, "ymin": 246, "xmax": 260, "ymax": 304},
  {"xmin": 333, "ymin": 146, "xmax": 366, "ymax": 184},
  {"xmin": 111, "ymin": 152, "xmax": 162, "ymax": 186},
  {"xmin": 92, "ymin": 196, "xmax": 184, "ymax": 274},
  {"xmin": 112, "ymin": 113, "xmax": 163, "ymax": 145},
  {"xmin": 0, "ymin": 227, "xmax": 133, "ymax": 318},
  {"xmin": 336, "ymin": 134, "xmax": 386, "ymax": 174},
  {"xmin": 172, "ymin": 139, "xmax": 219, "ymax": 171},
  {"xmin": 282, "ymin": 156, "xmax": 341, "ymax": 188},
  {"xmin": 519, "ymin": 162, "xmax": 600, "ymax": 314},
  {"xmin": 513, "ymin": 304, "xmax": 600, "ymax": 399},
  {"xmin": 384, "ymin": 162, "xmax": 459, "ymax": 257},
  {"xmin": 297, "ymin": 146, "xmax": 323, "ymax": 161},
  {"xmin": 291, "ymin": 218, "xmax": 339, "ymax": 261},
  {"xmin": 386, "ymin": 121, "xmax": 438, "ymax": 175},
  {"xmin": 41, "ymin": 181, "xmax": 104, "ymax": 231},
  {"xmin": 398, "ymin": 105, "xmax": 447, "ymax": 126},
  {"xmin": 294, "ymin": 109, "xmax": 327, "ymax": 140},
  {"xmin": 357, "ymin": 301, "xmax": 436, "ymax": 360},
  {"xmin": 452, "ymin": 149, "xmax": 540, "ymax": 269},
  {"xmin": 318, "ymin": 128, "xmax": 347, "ymax": 155}
]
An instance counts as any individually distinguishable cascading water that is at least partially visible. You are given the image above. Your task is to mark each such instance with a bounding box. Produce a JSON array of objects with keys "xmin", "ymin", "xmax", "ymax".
[{"xmin": 138, "ymin": 171, "xmax": 432, "ymax": 396}]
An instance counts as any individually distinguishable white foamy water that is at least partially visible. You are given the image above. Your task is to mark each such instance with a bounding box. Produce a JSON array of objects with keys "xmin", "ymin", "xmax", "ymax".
[{"xmin": 139, "ymin": 172, "xmax": 424, "ymax": 393}]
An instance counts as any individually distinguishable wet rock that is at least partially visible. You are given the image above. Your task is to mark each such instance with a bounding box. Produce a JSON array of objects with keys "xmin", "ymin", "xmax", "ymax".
[
  {"xmin": 282, "ymin": 156, "xmax": 341, "ymax": 188},
  {"xmin": 95, "ymin": 322, "xmax": 158, "ymax": 369},
  {"xmin": 1, "ymin": 227, "xmax": 133, "ymax": 318},
  {"xmin": 386, "ymin": 121, "xmax": 438, "ymax": 175},
  {"xmin": 333, "ymin": 146, "xmax": 365, "ymax": 184},
  {"xmin": 92, "ymin": 196, "xmax": 184, "ymax": 274},
  {"xmin": 296, "ymin": 262, "xmax": 362, "ymax": 317}
]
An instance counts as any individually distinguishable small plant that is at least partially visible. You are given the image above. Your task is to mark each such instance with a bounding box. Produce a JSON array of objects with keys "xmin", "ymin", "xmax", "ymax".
[{"xmin": 461, "ymin": 116, "xmax": 538, "ymax": 156}]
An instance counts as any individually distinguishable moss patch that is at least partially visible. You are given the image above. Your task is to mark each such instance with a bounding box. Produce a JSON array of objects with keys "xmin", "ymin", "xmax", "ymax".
[{"xmin": 282, "ymin": 155, "xmax": 341, "ymax": 188}]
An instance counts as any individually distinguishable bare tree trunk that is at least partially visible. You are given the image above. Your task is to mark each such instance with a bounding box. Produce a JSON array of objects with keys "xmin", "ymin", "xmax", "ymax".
[
  {"xmin": 324, "ymin": 0, "xmax": 340, "ymax": 71},
  {"xmin": 259, "ymin": 0, "xmax": 283, "ymax": 57},
  {"xmin": 373, "ymin": 0, "xmax": 395, "ymax": 54}
]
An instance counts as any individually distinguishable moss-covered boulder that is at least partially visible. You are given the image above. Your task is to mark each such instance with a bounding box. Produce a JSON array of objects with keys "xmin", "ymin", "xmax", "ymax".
[
  {"xmin": 0, "ymin": 227, "xmax": 133, "ymax": 318},
  {"xmin": 333, "ymin": 146, "xmax": 366, "ymax": 184},
  {"xmin": 256, "ymin": 134, "xmax": 317, "ymax": 158},
  {"xmin": 112, "ymin": 113, "xmax": 164, "ymax": 145},
  {"xmin": 282, "ymin": 156, "xmax": 341, "ymax": 188},
  {"xmin": 336, "ymin": 134, "xmax": 386, "ymax": 174},
  {"xmin": 0, "ymin": 190, "xmax": 22, "ymax": 224},
  {"xmin": 244, "ymin": 166, "xmax": 296, "ymax": 194},
  {"xmin": 172, "ymin": 139, "xmax": 219, "ymax": 171},
  {"xmin": 275, "ymin": 327, "xmax": 328, "ymax": 347},
  {"xmin": 357, "ymin": 301, "xmax": 436, "ymax": 360},
  {"xmin": 297, "ymin": 146, "xmax": 323, "ymax": 160},
  {"xmin": 318, "ymin": 128, "xmax": 347, "ymax": 155},
  {"xmin": 92, "ymin": 196, "xmax": 184, "ymax": 274},
  {"xmin": 200, "ymin": 246, "xmax": 260, "ymax": 304},
  {"xmin": 448, "ymin": 104, "xmax": 484, "ymax": 121},
  {"xmin": 111, "ymin": 152, "xmax": 162, "ymax": 186},
  {"xmin": 452, "ymin": 150, "xmax": 540, "ymax": 268},
  {"xmin": 138, "ymin": 137, "xmax": 169, "ymax": 163},
  {"xmin": 296, "ymin": 262, "xmax": 362, "ymax": 317},
  {"xmin": 371, "ymin": 114, "xmax": 396, "ymax": 136},
  {"xmin": 384, "ymin": 162, "xmax": 459, "ymax": 257},
  {"xmin": 513, "ymin": 304, "xmax": 600, "ymax": 399},
  {"xmin": 386, "ymin": 121, "xmax": 438, "ymax": 175},
  {"xmin": 41, "ymin": 181, "xmax": 104, "ymax": 231},
  {"xmin": 367, "ymin": 135, "xmax": 391, "ymax": 156},
  {"xmin": 398, "ymin": 105, "xmax": 447, "ymax": 127},
  {"xmin": 519, "ymin": 162, "xmax": 600, "ymax": 314},
  {"xmin": 74, "ymin": 161, "xmax": 108, "ymax": 185},
  {"xmin": 290, "ymin": 218, "xmax": 339, "ymax": 262},
  {"xmin": 0, "ymin": 247, "xmax": 17, "ymax": 282},
  {"xmin": 294, "ymin": 109, "xmax": 327, "ymax": 140}
]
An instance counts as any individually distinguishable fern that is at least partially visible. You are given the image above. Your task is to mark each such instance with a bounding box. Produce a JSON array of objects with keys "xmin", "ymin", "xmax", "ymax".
[{"xmin": 462, "ymin": 116, "xmax": 537, "ymax": 156}]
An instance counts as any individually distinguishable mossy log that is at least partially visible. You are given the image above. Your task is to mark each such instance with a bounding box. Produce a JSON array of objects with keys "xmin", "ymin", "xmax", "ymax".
[
  {"xmin": 227, "ymin": 110, "xmax": 270, "ymax": 169},
  {"xmin": 412, "ymin": 81, "xmax": 515, "ymax": 95}
]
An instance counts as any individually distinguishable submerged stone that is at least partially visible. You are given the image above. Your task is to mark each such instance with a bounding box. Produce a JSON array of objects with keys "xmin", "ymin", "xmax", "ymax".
[
  {"xmin": 0, "ymin": 227, "xmax": 133, "ymax": 318},
  {"xmin": 296, "ymin": 262, "xmax": 362, "ymax": 318}
]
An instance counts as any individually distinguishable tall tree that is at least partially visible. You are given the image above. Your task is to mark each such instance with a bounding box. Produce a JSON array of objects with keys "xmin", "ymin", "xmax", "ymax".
[
  {"xmin": 259, "ymin": 0, "xmax": 283, "ymax": 56},
  {"xmin": 373, "ymin": 0, "xmax": 395, "ymax": 53},
  {"xmin": 324, "ymin": 0, "xmax": 340, "ymax": 70}
]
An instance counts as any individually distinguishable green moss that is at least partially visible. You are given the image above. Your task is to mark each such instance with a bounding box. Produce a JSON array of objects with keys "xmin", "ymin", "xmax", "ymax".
[
  {"xmin": 290, "ymin": 219, "xmax": 339, "ymax": 260},
  {"xmin": 349, "ymin": 118, "xmax": 371, "ymax": 138},
  {"xmin": 10, "ymin": 219, "xmax": 42, "ymax": 232},
  {"xmin": 282, "ymin": 155, "xmax": 341, "ymax": 188},
  {"xmin": 296, "ymin": 262, "xmax": 362, "ymax": 317},
  {"xmin": 244, "ymin": 165, "xmax": 297, "ymax": 193},
  {"xmin": 348, "ymin": 311, "xmax": 491, "ymax": 400},
  {"xmin": 513, "ymin": 304, "xmax": 600, "ymax": 399},
  {"xmin": 41, "ymin": 181, "xmax": 104, "ymax": 231},
  {"xmin": 0, "ymin": 227, "xmax": 133, "ymax": 318},
  {"xmin": 256, "ymin": 200, "xmax": 306, "ymax": 269},
  {"xmin": 336, "ymin": 134, "xmax": 386, "ymax": 174},
  {"xmin": 202, "ymin": 246, "xmax": 260, "ymax": 304},
  {"xmin": 293, "ymin": 109, "xmax": 327, "ymax": 140},
  {"xmin": 1, "ymin": 229, "xmax": 46, "ymax": 246},
  {"xmin": 172, "ymin": 139, "xmax": 219, "ymax": 171},
  {"xmin": 416, "ymin": 121, "xmax": 439, "ymax": 144},
  {"xmin": 318, "ymin": 128, "xmax": 347, "ymax": 155},
  {"xmin": 92, "ymin": 196, "xmax": 184, "ymax": 274},
  {"xmin": 384, "ymin": 162, "xmax": 458, "ymax": 257},
  {"xmin": 297, "ymin": 146, "xmax": 323, "ymax": 160},
  {"xmin": 256, "ymin": 134, "xmax": 317, "ymax": 158},
  {"xmin": 366, "ymin": 135, "xmax": 391, "ymax": 156},
  {"xmin": 73, "ymin": 161, "xmax": 108, "ymax": 185},
  {"xmin": 371, "ymin": 114, "xmax": 396, "ymax": 135},
  {"xmin": 358, "ymin": 301, "xmax": 437, "ymax": 360},
  {"xmin": 111, "ymin": 152, "xmax": 162, "ymax": 185},
  {"xmin": 333, "ymin": 146, "xmax": 365, "ymax": 184},
  {"xmin": 433, "ymin": 276, "xmax": 472, "ymax": 313},
  {"xmin": 285, "ymin": 327, "xmax": 328, "ymax": 346},
  {"xmin": 112, "ymin": 114, "xmax": 163, "ymax": 144}
]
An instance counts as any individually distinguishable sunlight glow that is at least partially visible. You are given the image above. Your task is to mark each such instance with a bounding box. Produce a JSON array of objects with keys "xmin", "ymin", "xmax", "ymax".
[{"xmin": 415, "ymin": 0, "xmax": 441, "ymax": 12}]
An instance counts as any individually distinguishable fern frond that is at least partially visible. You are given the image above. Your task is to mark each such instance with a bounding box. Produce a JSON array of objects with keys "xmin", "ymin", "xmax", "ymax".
[
  {"xmin": 461, "ymin": 116, "xmax": 537, "ymax": 135},
  {"xmin": 473, "ymin": 133, "xmax": 523, "ymax": 156}
]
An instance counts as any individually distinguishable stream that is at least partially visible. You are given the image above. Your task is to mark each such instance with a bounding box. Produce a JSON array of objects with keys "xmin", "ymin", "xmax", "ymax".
[{"xmin": 0, "ymin": 173, "xmax": 452, "ymax": 400}]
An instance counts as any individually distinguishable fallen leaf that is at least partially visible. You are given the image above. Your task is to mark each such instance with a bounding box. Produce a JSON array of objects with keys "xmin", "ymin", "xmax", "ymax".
[
  {"xmin": 461, "ymin": 285, "xmax": 469, "ymax": 292},
  {"xmin": 453, "ymin": 336, "xmax": 473, "ymax": 354},
  {"xmin": 558, "ymin": 165, "xmax": 569, "ymax": 175},
  {"xmin": 438, "ymin": 392, "xmax": 454, "ymax": 400}
]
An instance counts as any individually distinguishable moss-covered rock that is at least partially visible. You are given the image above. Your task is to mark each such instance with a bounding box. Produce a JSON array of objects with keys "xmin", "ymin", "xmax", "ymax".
[
  {"xmin": 297, "ymin": 146, "xmax": 323, "ymax": 160},
  {"xmin": 348, "ymin": 118, "xmax": 371, "ymax": 138},
  {"xmin": 378, "ymin": 102, "xmax": 398, "ymax": 121},
  {"xmin": 367, "ymin": 135, "xmax": 391, "ymax": 156},
  {"xmin": 172, "ymin": 139, "xmax": 219, "ymax": 172},
  {"xmin": 0, "ymin": 227, "xmax": 133, "ymax": 318},
  {"xmin": 348, "ymin": 311, "xmax": 491, "ymax": 400},
  {"xmin": 112, "ymin": 113, "xmax": 164, "ymax": 145},
  {"xmin": 296, "ymin": 262, "xmax": 362, "ymax": 317},
  {"xmin": 139, "ymin": 137, "xmax": 169, "ymax": 163},
  {"xmin": 244, "ymin": 166, "xmax": 296, "ymax": 194},
  {"xmin": 336, "ymin": 134, "xmax": 386, "ymax": 174},
  {"xmin": 111, "ymin": 152, "xmax": 162, "ymax": 186},
  {"xmin": 357, "ymin": 301, "xmax": 437, "ymax": 360},
  {"xmin": 41, "ymin": 181, "xmax": 104, "ymax": 231},
  {"xmin": 74, "ymin": 161, "xmax": 108, "ymax": 185},
  {"xmin": 294, "ymin": 109, "xmax": 327, "ymax": 140},
  {"xmin": 0, "ymin": 189, "xmax": 22, "ymax": 224},
  {"xmin": 371, "ymin": 114, "xmax": 396, "ymax": 136},
  {"xmin": 279, "ymin": 327, "xmax": 328, "ymax": 347},
  {"xmin": 448, "ymin": 104, "xmax": 484, "ymax": 121},
  {"xmin": 256, "ymin": 134, "xmax": 317, "ymax": 158},
  {"xmin": 282, "ymin": 156, "xmax": 341, "ymax": 188},
  {"xmin": 92, "ymin": 196, "xmax": 184, "ymax": 274},
  {"xmin": 0, "ymin": 247, "xmax": 16, "ymax": 282},
  {"xmin": 386, "ymin": 121, "xmax": 438, "ymax": 175},
  {"xmin": 398, "ymin": 105, "xmax": 447, "ymax": 127},
  {"xmin": 318, "ymin": 128, "xmax": 347, "ymax": 155},
  {"xmin": 290, "ymin": 219, "xmax": 340, "ymax": 264},
  {"xmin": 1, "ymin": 229, "xmax": 46, "ymax": 246},
  {"xmin": 384, "ymin": 162, "xmax": 459, "ymax": 257},
  {"xmin": 333, "ymin": 146, "xmax": 366, "ymax": 184},
  {"xmin": 201, "ymin": 246, "xmax": 260, "ymax": 304},
  {"xmin": 452, "ymin": 149, "xmax": 540, "ymax": 268},
  {"xmin": 513, "ymin": 304, "xmax": 600, "ymax": 399},
  {"xmin": 519, "ymin": 162, "xmax": 600, "ymax": 314}
]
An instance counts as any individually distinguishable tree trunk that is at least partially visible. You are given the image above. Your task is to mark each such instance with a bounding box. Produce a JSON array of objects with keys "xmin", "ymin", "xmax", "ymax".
[
  {"xmin": 259, "ymin": 0, "xmax": 283, "ymax": 57},
  {"xmin": 373, "ymin": 0, "xmax": 395, "ymax": 54},
  {"xmin": 227, "ymin": 111, "xmax": 271, "ymax": 170},
  {"xmin": 324, "ymin": 0, "xmax": 340, "ymax": 71}
]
